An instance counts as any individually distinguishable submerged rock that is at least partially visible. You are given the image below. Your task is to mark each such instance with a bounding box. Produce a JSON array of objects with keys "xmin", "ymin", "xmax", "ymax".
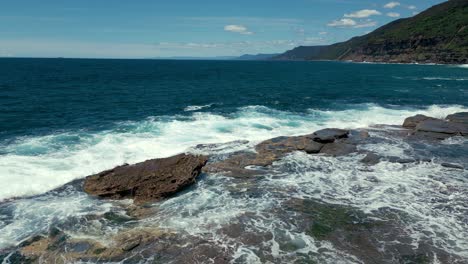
[
  {"xmin": 441, "ymin": 163, "xmax": 464, "ymax": 170},
  {"xmin": 84, "ymin": 154, "xmax": 208, "ymax": 204},
  {"xmin": 402, "ymin": 114, "xmax": 438, "ymax": 129},
  {"xmin": 360, "ymin": 153, "xmax": 381, "ymax": 165}
]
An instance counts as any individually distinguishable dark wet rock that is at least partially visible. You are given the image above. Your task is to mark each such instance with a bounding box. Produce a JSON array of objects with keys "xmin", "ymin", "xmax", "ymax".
[
  {"xmin": 387, "ymin": 156, "xmax": 417, "ymax": 164},
  {"xmin": 359, "ymin": 130, "xmax": 370, "ymax": 139},
  {"xmin": 205, "ymin": 129, "xmax": 370, "ymax": 176},
  {"xmin": 0, "ymin": 251, "xmax": 34, "ymax": 264},
  {"xmin": 203, "ymin": 151, "xmax": 269, "ymax": 177},
  {"xmin": 286, "ymin": 199, "xmax": 380, "ymax": 241},
  {"xmin": 415, "ymin": 119, "xmax": 468, "ymax": 137},
  {"xmin": 360, "ymin": 153, "xmax": 381, "ymax": 165},
  {"xmin": 14, "ymin": 227, "xmax": 176, "ymax": 263},
  {"xmin": 125, "ymin": 204, "xmax": 158, "ymax": 219},
  {"xmin": 446, "ymin": 112, "xmax": 468, "ymax": 124},
  {"xmin": 399, "ymin": 254, "xmax": 431, "ymax": 264},
  {"xmin": 441, "ymin": 163, "xmax": 464, "ymax": 170},
  {"xmin": 319, "ymin": 140, "xmax": 357, "ymax": 156},
  {"xmin": 119, "ymin": 236, "xmax": 141, "ymax": 251},
  {"xmin": 255, "ymin": 136, "xmax": 324, "ymax": 155},
  {"xmin": 411, "ymin": 131, "xmax": 455, "ymax": 140},
  {"xmin": 67, "ymin": 241, "xmax": 92, "ymax": 253},
  {"xmin": 193, "ymin": 140, "xmax": 250, "ymax": 153},
  {"xmin": 205, "ymin": 135, "xmax": 324, "ymax": 177},
  {"xmin": 84, "ymin": 154, "xmax": 208, "ymax": 204},
  {"xmin": 103, "ymin": 211, "xmax": 134, "ymax": 224},
  {"xmin": 309, "ymin": 128, "xmax": 349, "ymax": 143},
  {"xmin": 287, "ymin": 199, "xmax": 465, "ymax": 264},
  {"xmin": 402, "ymin": 114, "xmax": 438, "ymax": 129}
]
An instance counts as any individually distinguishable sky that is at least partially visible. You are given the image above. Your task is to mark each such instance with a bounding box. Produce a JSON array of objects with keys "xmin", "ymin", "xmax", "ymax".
[{"xmin": 0, "ymin": 0, "xmax": 446, "ymax": 58}]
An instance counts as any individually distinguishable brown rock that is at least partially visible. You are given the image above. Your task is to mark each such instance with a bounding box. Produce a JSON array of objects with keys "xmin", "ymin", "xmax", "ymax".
[
  {"xmin": 205, "ymin": 135, "xmax": 324, "ymax": 177},
  {"xmin": 203, "ymin": 152, "xmax": 267, "ymax": 177},
  {"xmin": 320, "ymin": 141, "xmax": 357, "ymax": 156},
  {"xmin": 402, "ymin": 115, "xmax": 438, "ymax": 129},
  {"xmin": 84, "ymin": 154, "xmax": 208, "ymax": 204},
  {"xmin": 255, "ymin": 136, "xmax": 324, "ymax": 155}
]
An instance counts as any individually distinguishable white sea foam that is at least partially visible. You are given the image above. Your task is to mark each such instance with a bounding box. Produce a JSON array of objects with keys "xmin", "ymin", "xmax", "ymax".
[
  {"xmin": 0, "ymin": 187, "xmax": 114, "ymax": 249},
  {"xmin": 1, "ymin": 104, "xmax": 467, "ymax": 261},
  {"xmin": 270, "ymin": 151, "xmax": 468, "ymax": 259},
  {"xmin": 0, "ymin": 104, "xmax": 467, "ymax": 201},
  {"xmin": 422, "ymin": 77, "xmax": 468, "ymax": 81},
  {"xmin": 184, "ymin": 103, "xmax": 213, "ymax": 111}
]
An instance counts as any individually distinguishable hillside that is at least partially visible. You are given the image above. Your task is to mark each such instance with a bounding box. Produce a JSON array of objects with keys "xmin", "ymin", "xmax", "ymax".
[{"xmin": 274, "ymin": 0, "xmax": 468, "ymax": 64}]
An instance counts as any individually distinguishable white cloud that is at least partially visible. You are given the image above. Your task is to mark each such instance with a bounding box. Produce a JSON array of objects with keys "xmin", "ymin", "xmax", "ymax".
[
  {"xmin": 384, "ymin": 2, "xmax": 400, "ymax": 9},
  {"xmin": 344, "ymin": 9, "xmax": 381, "ymax": 18},
  {"xmin": 328, "ymin": 18, "xmax": 357, "ymax": 27},
  {"xmin": 407, "ymin": 5, "xmax": 416, "ymax": 10},
  {"xmin": 328, "ymin": 18, "xmax": 377, "ymax": 28},
  {"xmin": 319, "ymin": 31, "xmax": 328, "ymax": 35},
  {"xmin": 387, "ymin": 12, "xmax": 401, "ymax": 18},
  {"xmin": 224, "ymin": 25, "xmax": 253, "ymax": 35},
  {"xmin": 412, "ymin": 11, "xmax": 420, "ymax": 16}
]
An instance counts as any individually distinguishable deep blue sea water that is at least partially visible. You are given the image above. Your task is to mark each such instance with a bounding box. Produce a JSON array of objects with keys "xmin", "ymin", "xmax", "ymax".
[
  {"xmin": 0, "ymin": 59, "xmax": 468, "ymax": 262},
  {"xmin": 1, "ymin": 58, "xmax": 467, "ymax": 141},
  {"xmin": 1, "ymin": 58, "xmax": 468, "ymax": 198}
]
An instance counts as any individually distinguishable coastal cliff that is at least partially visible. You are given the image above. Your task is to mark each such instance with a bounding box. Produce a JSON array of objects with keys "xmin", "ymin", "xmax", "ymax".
[{"xmin": 274, "ymin": 0, "xmax": 468, "ymax": 64}]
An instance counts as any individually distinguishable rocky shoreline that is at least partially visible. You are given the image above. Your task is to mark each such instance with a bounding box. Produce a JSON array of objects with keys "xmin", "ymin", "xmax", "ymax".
[{"xmin": 2, "ymin": 112, "xmax": 467, "ymax": 263}]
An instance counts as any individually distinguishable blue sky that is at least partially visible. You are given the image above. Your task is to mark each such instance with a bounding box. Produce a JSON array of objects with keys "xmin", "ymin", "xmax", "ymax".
[{"xmin": 0, "ymin": 0, "xmax": 446, "ymax": 58}]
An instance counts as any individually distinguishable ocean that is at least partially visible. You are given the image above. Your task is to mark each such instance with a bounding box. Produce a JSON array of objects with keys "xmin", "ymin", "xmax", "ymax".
[{"xmin": 1, "ymin": 58, "xmax": 467, "ymax": 263}]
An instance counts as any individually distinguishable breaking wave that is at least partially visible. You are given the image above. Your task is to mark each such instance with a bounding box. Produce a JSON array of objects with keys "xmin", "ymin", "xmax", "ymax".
[{"xmin": 0, "ymin": 104, "xmax": 466, "ymax": 201}]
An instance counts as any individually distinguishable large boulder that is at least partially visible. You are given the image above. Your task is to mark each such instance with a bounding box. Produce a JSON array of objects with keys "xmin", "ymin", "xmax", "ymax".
[
  {"xmin": 402, "ymin": 115, "xmax": 438, "ymax": 129},
  {"xmin": 84, "ymin": 154, "xmax": 208, "ymax": 204},
  {"xmin": 415, "ymin": 119, "xmax": 468, "ymax": 136},
  {"xmin": 309, "ymin": 128, "xmax": 349, "ymax": 143},
  {"xmin": 446, "ymin": 112, "xmax": 468, "ymax": 124}
]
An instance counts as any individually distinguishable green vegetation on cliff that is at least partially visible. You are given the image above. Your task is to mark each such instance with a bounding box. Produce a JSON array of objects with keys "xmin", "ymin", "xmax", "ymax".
[{"xmin": 274, "ymin": 0, "xmax": 468, "ymax": 64}]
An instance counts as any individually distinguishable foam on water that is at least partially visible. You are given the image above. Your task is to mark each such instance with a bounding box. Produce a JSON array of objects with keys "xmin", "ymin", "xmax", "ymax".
[
  {"xmin": 1, "ymin": 104, "xmax": 467, "ymax": 201},
  {"xmin": 0, "ymin": 186, "xmax": 114, "ymax": 249},
  {"xmin": 269, "ymin": 149, "xmax": 468, "ymax": 259},
  {"xmin": 142, "ymin": 174, "xmax": 364, "ymax": 263},
  {"xmin": 0, "ymin": 105, "xmax": 467, "ymax": 262},
  {"xmin": 125, "ymin": 130, "xmax": 467, "ymax": 262},
  {"xmin": 422, "ymin": 77, "xmax": 468, "ymax": 81},
  {"xmin": 184, "ymin": 104, "xmax": 214, "ymax": 112}
]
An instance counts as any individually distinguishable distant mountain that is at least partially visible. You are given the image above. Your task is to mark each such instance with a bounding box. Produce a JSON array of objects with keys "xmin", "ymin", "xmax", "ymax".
[
  {"xmin": 236, "ymin": 53, "xmax": 279, "ymax": 60},
  {"xmin": 151, "ymin": 56, "xmax": 237, "ymax": 60},
  {"xmin": 274, "ymin": 0, "xmax": 468, "ymax": 64}
]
